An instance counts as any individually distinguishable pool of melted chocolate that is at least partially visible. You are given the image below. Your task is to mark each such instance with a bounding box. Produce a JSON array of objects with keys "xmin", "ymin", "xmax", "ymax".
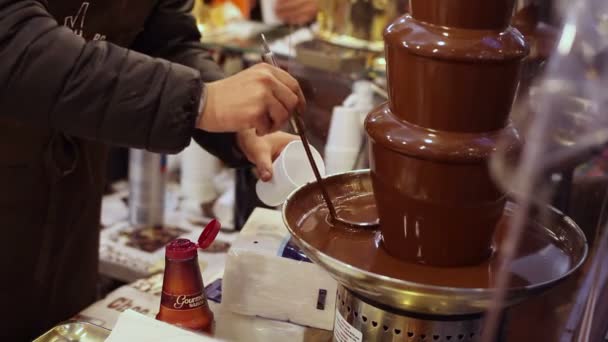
[{"xmin": 289, "ymin": 192, "xmax": 572, "ymax": 289}]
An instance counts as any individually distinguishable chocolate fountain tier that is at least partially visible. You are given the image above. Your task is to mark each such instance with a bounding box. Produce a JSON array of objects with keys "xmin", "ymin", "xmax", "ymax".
[
  {"xmin": 371, "ymin": 0, "xmax": 528, "ymax": 267},
  {"xmin": 366, "ymin": 104, "xmax": 521, "ymax": 266},
  {"xmin": 282, "ymin": 170, "xmax": 587, "ymax": 316},
  {"xmin": 384, "ymin": 14, "xmax": 528, "ymax": 133}
]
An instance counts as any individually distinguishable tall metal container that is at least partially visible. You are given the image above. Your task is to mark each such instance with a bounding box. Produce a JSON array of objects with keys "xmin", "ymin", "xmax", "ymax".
[{"xmin": 128, "ymin": 149, "xmax": 166, "ymax": 227}]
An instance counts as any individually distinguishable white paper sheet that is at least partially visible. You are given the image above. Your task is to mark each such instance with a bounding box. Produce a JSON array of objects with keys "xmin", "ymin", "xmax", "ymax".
[{"xmin": 106, "ymin": 310, "xmax": 223, "ymax": 342}]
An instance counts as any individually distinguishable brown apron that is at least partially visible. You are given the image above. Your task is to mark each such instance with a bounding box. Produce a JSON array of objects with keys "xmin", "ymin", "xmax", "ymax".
[{"xmin": 0, "ymin": 1, "xmax": 156, "ymax": 339}]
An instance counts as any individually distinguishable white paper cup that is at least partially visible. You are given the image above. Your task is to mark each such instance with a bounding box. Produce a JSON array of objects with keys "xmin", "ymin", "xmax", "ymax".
[
  {"xmin": 261, "ymin": 0, "xmax": 282, "ymax": 25},
  {"xmin": 256, "ymin": 141, "xmax": 325, "ymax": 207}
]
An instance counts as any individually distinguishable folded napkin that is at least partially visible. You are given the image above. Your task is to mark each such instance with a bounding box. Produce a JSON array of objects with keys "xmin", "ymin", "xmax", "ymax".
[
  {"xmin": 107, "ymin": 310, "xmax": 222, "ymax": 342},
  {"xmin": 222, "ymin": 208, "xmax": 337, "ymax": 330}
]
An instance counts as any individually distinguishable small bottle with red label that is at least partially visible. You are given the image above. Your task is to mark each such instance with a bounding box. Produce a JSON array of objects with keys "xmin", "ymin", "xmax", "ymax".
[{"xmin": 156, "ymin": 220, "xmax": 221, "ymax": 334}]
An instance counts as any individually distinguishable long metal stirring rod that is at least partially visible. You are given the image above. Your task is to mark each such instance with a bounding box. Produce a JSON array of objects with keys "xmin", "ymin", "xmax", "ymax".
[
  {"xmin": 260, "ymin": 34, "xmax": 339, "ymax": 222},
  {"xmin": 291, "ymin": 111, "xmax": 341, "ymax": 221}
]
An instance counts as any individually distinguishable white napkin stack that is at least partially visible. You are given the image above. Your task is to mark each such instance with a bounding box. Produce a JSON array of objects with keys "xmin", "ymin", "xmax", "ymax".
[
  {"xmin": 106, "ymin": 310, "xmax": 223, "ymax": 342},
  {"xmin": 213, "ymin": 305, "xmax": 333, "ymax": 342},
  {"xmin": 221, "ymin": 208, "xmax": 337, "ymax": 331}
]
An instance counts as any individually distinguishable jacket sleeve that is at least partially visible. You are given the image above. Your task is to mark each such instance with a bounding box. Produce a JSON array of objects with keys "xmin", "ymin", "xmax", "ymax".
[
  {"xmin": 0, "ymin": 0, "xmax": 202, "ymax": 154},
  {"xmin": 131, "ymin": 0, "xmax": 252, "ymax": 168},
  {"xmin": 131, "ymin": 0, "xmax": 224, "ymax": 83}
]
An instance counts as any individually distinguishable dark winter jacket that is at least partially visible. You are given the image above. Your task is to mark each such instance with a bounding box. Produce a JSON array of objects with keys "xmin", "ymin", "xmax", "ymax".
[{"xmin": 0, "ymin": 0, "xmax": 245, "ymax": 339}]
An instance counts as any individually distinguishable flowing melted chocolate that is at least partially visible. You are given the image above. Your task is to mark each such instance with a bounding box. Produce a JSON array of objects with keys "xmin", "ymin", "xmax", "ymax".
[
  {"xmin": 290, "ymin": 193, "xmax": 572, "ymax": 289},
  {"xmin": 364, "ymin": 0, "xmax": 528, "ymax": 266}
]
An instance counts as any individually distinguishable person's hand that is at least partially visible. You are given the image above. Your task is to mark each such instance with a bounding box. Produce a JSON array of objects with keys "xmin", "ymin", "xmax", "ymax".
[
  {"xmin": 237, "ymin": 129, "xmax": 299, "ymax": 181},
  {"xmin": 275, "ymin": 0, "xmax": 318, "ymax": 25},
  {"xmin": 198, "ymin": 63, "xmax": 305, "ymax": 135}
]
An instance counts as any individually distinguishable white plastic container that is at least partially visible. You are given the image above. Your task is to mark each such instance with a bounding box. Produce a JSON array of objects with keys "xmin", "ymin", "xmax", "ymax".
[{"xmin": 256, "ymin": 140, "xmax": 325, "ymax": 207}]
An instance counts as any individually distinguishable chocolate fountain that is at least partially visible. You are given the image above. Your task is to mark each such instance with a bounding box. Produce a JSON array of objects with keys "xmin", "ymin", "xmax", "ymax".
[{"xmin": 283, "ymin": 0, "xmax": 588, "ymax": 341}]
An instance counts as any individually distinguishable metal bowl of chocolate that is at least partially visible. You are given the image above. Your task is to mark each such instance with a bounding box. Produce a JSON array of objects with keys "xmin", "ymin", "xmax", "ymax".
[{"xmin": 282, "ymin": 170, "xmax": 588, "ymax": 316}]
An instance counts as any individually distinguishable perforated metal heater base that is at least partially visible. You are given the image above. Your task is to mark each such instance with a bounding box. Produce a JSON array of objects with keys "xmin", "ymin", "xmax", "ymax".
[{"xmin": 335, "ymin": 285, "xmax": 488, "ymax": 342}]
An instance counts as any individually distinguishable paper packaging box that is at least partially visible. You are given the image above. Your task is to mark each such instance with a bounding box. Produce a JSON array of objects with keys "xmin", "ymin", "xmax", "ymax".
[{"xmin": 222, "ymin": 208, "xmax": 338, "ymax": 331}]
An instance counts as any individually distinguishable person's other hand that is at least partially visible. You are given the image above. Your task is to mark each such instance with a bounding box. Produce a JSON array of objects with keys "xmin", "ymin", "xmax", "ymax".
[
  {"xmin": 198, "ymin": 63, "xmax": 305, "ymax": 135},
  {"xmin": 237, "ymin": 129, "xmax": 299, "ymax": 181},
  {"xmin": 275, "ymin": 0, "xmax": 318, "ymax": 25}
]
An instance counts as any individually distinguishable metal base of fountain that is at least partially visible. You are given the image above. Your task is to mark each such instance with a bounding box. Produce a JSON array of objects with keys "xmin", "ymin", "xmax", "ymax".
[{"xmin": 335, "ymin": 285, "xmax": 489, "ymax": 342}]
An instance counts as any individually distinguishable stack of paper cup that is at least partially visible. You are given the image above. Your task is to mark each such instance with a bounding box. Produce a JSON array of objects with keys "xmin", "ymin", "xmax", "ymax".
[
  {"xmin": 261, "ymin": 0, "xmax": 282, "ymax": 25},
  {"xmin": 324, "ymin": 106, "xmax": 364, "ymax": 175},
  {"xmin": 343, "ymin": 80, "xmax": 376, "ymax": 127},
  {"xmin": 256, "ymin": 141, "xmax": 325, "ymax": 207},
  {"xmin": 213, "ymin": 187, "xmax": 235, "ymax": 229},
  {"xmin": 181, "ymin": 140, "xmax": 222, "ymax": 206}
]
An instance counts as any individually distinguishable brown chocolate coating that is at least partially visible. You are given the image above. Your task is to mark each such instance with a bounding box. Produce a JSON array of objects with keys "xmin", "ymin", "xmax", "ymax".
[
  {"xmin": 365, "ymin": 2, "xmax": 528, "ymax": 265},
  {"xmin": 384, "ymin": 16, "xmax": 527, "ymax": 132},
  {"xmin": 288, "ymin": 193, "xmax": 571, "ymax": 288},
  {"xmin": 366, "ymin": 104, "xmax": 521, "ymax": 265}
]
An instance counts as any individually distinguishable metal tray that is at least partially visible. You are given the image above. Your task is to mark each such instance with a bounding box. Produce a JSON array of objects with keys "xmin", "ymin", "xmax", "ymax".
[{"xmin": 34, "ymin": 321, "xmax": 110, "ymax": 342}]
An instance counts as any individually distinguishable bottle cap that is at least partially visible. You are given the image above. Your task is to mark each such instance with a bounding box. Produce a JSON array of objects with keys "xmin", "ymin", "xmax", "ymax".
[
  {"xmin": 165, "ymin": 219, "xmax": 222, "ymax": 260},
  {"xmin": 166, "ymin": 238, "xmax": 198, "ymax": 260},
  {"xmin": 198, "ymin": 219, "xmax": 221, "ymax": 249}
]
